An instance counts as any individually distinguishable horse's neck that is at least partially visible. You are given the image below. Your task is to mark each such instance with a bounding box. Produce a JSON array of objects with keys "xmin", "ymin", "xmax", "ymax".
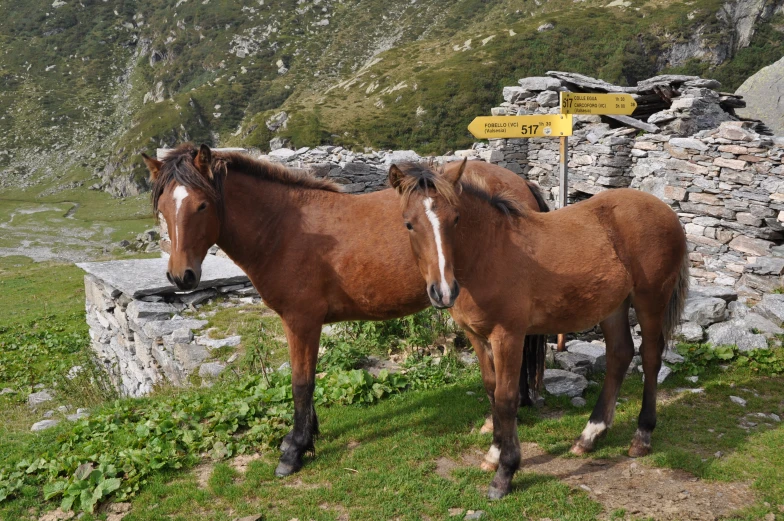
[
  {"xmin": 455, "ymin": 197, "xmax": 526, "ymax": 274},
  {"xmin": 216, "ymin": 174, "xmax": 319, "ymax": 273}
]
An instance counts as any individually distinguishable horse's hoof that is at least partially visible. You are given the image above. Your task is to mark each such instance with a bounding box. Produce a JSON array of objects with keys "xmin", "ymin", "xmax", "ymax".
[
  {"xmin": 628, "ymin": 443, "xmax": 651, "ymax": 458},
  {"xmin": 480, "ymin": 461, "xmax": 499, "ymax": 472},
  {"xmin": 487, "ymin": 485, "xmax": 508, "ymax": 500},
  {"xmin": 570, "ymin": 442, "xmax": 591, "ymax": 456},
  {"xmin": 274, "ymin": 461, "xmax": 300, "ymax": 477}
]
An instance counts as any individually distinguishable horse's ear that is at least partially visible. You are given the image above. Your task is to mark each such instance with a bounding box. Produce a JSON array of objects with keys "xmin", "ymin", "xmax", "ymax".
[
  {"xmin": 388, "ymin": 164, "xmax": 405, "ymax": 190},
  {"xmin": 195, "ymin": 144, "xmax": 213, "ymax": 180},
  {"xmin": 444, "ymin": 158, "xmax": 467, "ymax": 186},
  {"xmin": 141, "ymin": 153, "xmax": 162, "ymax": 181}
]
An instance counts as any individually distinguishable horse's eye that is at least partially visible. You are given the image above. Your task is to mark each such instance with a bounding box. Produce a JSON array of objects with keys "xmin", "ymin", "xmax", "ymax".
[
  {"xmin": 197, "ymin": 202, "xmax": 208, "ymax": 212},
  {"xmin": 454, "ymin": 215, "xmax": 460, "ymax": 225},
  {"xmin": 405, "ymin": 222, "xmax": 413, "ymax": 231}
]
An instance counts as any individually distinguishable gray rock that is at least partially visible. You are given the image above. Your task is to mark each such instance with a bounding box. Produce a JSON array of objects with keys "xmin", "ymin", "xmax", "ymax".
[
  {"xmin": 43, "ymin": 410, "xmax": 55, "ymax": 418},
  {"xmin": 67, "ymin": 412, "xmax": 89, "ymax": 421},
  {"xmin": 28, "ymin": 390, "xmax": 54, "ymax": 407},
  {"xmin": 537, "ymin": 22, "xmax": 554, "ymax": 32},
  {"xmin": 706, "ymin": 321, "xmax": 768, "ymax": 351},
  {"xmin": 554, "ymin": 351, "xmax": 593, "ymax": 376},
  {"xmin": 464, "ymin": 511, "xmax": 486, "ymax": 521},
  {"xmin": 689, "ymin": 285, "xmax": 738, "ymax": 302},
  {"xmin": 754, "ymin": 294, "xmax": 784, "ymax": 325},
  {"xmin": 681, "ymin": 297, "xmax": 727, "ymax": 326},
  {"xmin": 268, "ymin": 148, "xmax": 297, "ymax": 160},
  {"xmin": 657, "ymin": 365, "xmax": 672, "ymax": 383},
  {"xmin": 686, "ymin": 376, "xmax": 699, "ymax": 383},
  {"xmin": 171, "ymin": 327, "xmax": 194, "ymax": 344},
  {"xmin": 745, "ymin": 256, "xmax": 784, "ymax": 276},
  {"xmin": 127, "ymin": 300, "xmax": 179, "ymax": 323},
  {"xmin": 543, "ymin": 369, "xmax": 588, "ymax": 397},
  {"xmin": 518, "ymin": 76, "xmax": 562, "ymax": 91},
  {"xmin": 730, "ymin": 395, "xmax": 747, "ymax": 407},
  {"xmin": 66, "ymin": 365, "xmax": 83, "ymax": 380},
  {"xmin": 76, "ymin": 256, "xmax": 249, "ymax": 299},
  {"xmin": 459, "ymin": 351, "xmax": 478, "ymax": 365},
  {"xmin": 571, "ymin": 396, "xmax": 587, "ymax": 407},
  {"xmin": 669, "ymin": 138, "xmax": 708, "ymax": 151},
  {"xmin": 278, "ymin": 361, "xmax": 291, "ymax": 372},
  {"xmin": 536, "ymin": 90, "xmax": 560, "ymax": 107},
  {"xmin": 384, "ymin": 150, "xmax": 421, "ymax": 165},
  {"xmin": 0, "ymin": 388, "xmax": 15, "ymax": 395},
  {"xmin": 735, "ymin": 55, "xmax": 784, "ymax": 136},
  {"xmin": 269, "ymin": 137, "xmax": 291, "ymax": 151},
  {"xmin": 674, "ymin": 322, "xmax": 704, "ymax": 342},
  {"xmin": 180, "ymin": 288, "xmax": 218, "ymax": 307},
  {"xmin": 31, "ymin": 419, "xmax": 60, "ymax": 432},
  {"xmin": 195, "ymin": 334, "xmax": 242, "ymax": 350},
  {"xmin": 663, "ymin": 350, "xmax": 685, "ymax": 364},
  {"xmin": 199, "ymin": 362, "xmax": 227, "ymax": 379},
  {"xmin": 227, "ymin": 353, "xmax": 240, "ymax": 364},
  {"xmin": 566, "ymin": 341, "xmax": 607, "ymax": 372},
  {"xmin": 143, "ymin": 318, "xmax": 208, "ymax": 339},
  {"xmin": 738, "ymin": 312, "xmax": 783, "ymax": 338},
  {"xmin": 502, "ymin": 86, "xmax": 534, "ymax": 103}
]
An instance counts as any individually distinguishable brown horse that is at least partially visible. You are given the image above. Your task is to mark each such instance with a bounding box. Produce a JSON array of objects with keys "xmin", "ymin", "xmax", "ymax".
[
  {"xmin": 389, "ymin": 162, "xmax": 688, "ymax": 499},
  {"xmin": 141, "ymin": 144, "xmax": 549, "ymax": 478}
]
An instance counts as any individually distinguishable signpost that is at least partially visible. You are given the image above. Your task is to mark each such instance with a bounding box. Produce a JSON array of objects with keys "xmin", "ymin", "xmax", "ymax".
[
  {"xmin": 467, "ymin": 91, "xmax": 639, "ymax": 212},
  {"xmin": 467, "ymin": 114, "xmax": 572, "ymax": 140},
  {"xmin": 559, "ymin": 93, "xmax": 637, "ymax": 116}
]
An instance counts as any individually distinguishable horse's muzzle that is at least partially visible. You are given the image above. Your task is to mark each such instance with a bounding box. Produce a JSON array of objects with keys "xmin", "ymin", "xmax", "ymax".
[
  {"xmin": 428, "ymin": 280, "xmax": 460, "ymax": 309},
  {"xmin": 167, "ymin": 268, "xmax": 200, "ymax": 291}
]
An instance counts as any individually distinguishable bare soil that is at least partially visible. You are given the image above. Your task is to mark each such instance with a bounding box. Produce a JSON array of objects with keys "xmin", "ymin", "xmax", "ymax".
[{"xmin": 435, "ymin": 443, "xmax": 754, "ymax": 520}]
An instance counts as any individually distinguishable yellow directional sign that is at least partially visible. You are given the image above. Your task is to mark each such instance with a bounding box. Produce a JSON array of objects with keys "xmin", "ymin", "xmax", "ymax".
[
  {"xmin": 467, "ymin": 114, "xmax": 573, "ymax": 139},
  {"xmin": 560, "ymin": 92, "xmax": 637, "ymax": 115}
]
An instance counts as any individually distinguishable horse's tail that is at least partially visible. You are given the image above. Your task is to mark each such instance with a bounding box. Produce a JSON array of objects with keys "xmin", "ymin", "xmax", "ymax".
[
  {"xmin": 525, "ymin": 180, "xmax": 551, "ymax": 213},
  {"xmin": 662, "ymin": 253, "xmax": 690, "ymax": 348},
  {"xmin": 520, "ymin": 334, "xmax": 547, "ymax": 406},
  {"xmin": 518, "ymin": 181, "xmax": 549, "ymax": 406}
]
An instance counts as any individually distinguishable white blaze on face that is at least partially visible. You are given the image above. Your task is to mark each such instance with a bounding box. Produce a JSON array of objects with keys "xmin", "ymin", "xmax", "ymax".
[
  {"xmin": 172, "ymin": 185, "xmax": 190, "ymax": 250},
  {"xmin": 423, "ymin": 197, "xmax": 451, "ymax": 303}
]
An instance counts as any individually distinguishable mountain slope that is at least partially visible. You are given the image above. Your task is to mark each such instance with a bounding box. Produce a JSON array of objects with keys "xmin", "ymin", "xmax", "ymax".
[{"xmin": 0, "ymin": 0, "xmax": 782, "ymax": 196}]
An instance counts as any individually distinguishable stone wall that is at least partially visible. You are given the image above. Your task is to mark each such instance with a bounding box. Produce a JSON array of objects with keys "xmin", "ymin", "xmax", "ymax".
[{"xmin": 77, "ymin": 257, "xmax": 255, "ymax": 397}]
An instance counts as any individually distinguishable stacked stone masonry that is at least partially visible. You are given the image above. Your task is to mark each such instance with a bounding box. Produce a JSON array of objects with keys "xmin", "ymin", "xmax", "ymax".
[{"xmin": 77, "ymin": 257, "xmax": 254, "ymax": 397}]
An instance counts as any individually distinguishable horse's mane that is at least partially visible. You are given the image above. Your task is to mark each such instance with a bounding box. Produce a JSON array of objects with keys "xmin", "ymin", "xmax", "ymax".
[
  {"xmin": 393, "ymin": 161, "xmax": 527, "ymax": 218},
  {"xmin": 151, "ymin": 143, "xmax": 341, "ymax": 214}
]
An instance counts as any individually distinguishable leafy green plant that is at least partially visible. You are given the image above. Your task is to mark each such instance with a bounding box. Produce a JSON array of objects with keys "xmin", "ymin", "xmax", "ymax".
[{"xmin": 673, "ymin": 343, "xmax": 784, "ymax": 376}]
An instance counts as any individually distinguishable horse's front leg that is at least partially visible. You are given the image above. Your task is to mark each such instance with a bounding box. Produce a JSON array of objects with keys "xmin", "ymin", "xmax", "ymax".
[
  {"xmin": 275, "ymin": 315, "xmax": 323, "ymax": 477},
  {"xmin": 487, "ymin": 328, "xmax": 525, "ymax": 500}
]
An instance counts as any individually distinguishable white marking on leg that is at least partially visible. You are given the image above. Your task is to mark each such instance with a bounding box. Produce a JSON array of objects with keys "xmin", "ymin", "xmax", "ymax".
[
  {"xmin": 579, "ymin": 421, "xmax": 607, "ymax": 445},
  {"xmin": 485, "ymin": 444, "xmax": 501, "ymax": 465},
  {"xmin": 172, "ymin": 185, "xmax": 189, "ymax": 250},
  {"xmin": 423, "ymin": 197, "xmax": 451, "ymax": 303}
]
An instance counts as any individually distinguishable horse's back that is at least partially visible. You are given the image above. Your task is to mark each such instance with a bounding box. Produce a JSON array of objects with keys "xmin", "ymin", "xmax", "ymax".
[{"xmin": 449, "ymin": 160, "xmax": 546, "ymax": 211}]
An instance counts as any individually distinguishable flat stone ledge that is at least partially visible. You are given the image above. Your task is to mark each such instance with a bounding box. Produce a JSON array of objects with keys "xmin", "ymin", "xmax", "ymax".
[{"xmin": 76, "ymin": 256, "xmax": 249, "ymax": 298}]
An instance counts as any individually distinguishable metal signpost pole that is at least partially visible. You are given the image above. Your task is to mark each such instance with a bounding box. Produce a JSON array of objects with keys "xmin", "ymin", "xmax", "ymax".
[{"xmin": 559, "ymin": 135, "xmax": 568, "ymax": 210}]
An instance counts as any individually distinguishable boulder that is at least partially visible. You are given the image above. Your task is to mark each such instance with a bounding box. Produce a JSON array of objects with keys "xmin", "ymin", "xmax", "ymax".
[
  {"xmin": 674, "ymin": 322, "xmax": 704, "ymax": 342},
  {"xmin": 689, "ymin": 285, "xmax": 738, "ymax": 302},
  {"xmin": 754, "ymin": 294, "xmax": 784, "ymax": 325},
  {"xmin": 518, "ymin": 76, "xmax": 562, "ymax": 91},
  {"xmin": 681, "ymin": 297, "xmax": 727, "ymax": 326},
  {"xmin": 28, "ymin": 390, "xmax": 54, "ymax": 407},
  {"xmin": 706, "ymin": 321, "xmax": 768, "ymax": 351},
  {"xmin": 738, "ymin": 312, "xmax": 783, "ymax": 338},
  {"xmin": 735, "ymin": 55, "xmax": 784, "ymax": 136},
  {"xmin": 566, "ymin": 341, "xmax": 607, "ymax": 372},
  {"xmin": 554, "ymin": 351, "xmax": 593, "ymax": 376},
  {"xmin": 543, "ymin": 369, "xmax": 588, "ymax": 397},
  {"xmin": 199, "ymin": 362, "xmax": 227, "ymax": 379},
  {"xmin": 195, "ymin": 335, "xmax": 242, "ymax": 350},
  {"xmin": 31, "ymin": 420, "xmax": 60, "ymax": 432}
]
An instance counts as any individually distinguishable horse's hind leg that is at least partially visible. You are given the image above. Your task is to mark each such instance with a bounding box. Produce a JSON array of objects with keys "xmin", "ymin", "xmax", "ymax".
[
  {"xmin": 629, "ymin": 302, "xmax": 667, "ymax": 458},
  {"xmin": 462, "ymin": 329, "xmax": 502, "ymax": 472},
  {"xmin": 572, "ymin": 299, "xmax": 634, "ymax": 455},
  {"xmin": 276, "ymin": 316, "xmax": 322, "ymax": 477}
]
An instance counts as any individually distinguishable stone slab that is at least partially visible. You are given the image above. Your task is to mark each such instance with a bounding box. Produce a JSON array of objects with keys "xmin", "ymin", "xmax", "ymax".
[{"xmin": 76, "ymin": 256, "xmax": 249, "ymax": 298}]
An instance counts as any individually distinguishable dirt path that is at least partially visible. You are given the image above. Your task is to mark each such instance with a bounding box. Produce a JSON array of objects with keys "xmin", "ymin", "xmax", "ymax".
[{"xmin": 445, "ymin": 443, "xmax": 754, "ymax": 520}]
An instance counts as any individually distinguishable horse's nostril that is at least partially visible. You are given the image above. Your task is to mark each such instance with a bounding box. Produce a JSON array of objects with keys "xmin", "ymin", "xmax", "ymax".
[
  {"xmin": 183, "ymin": 269, "xmax": 196, "ymax": 286},
  {"xmin": 166, "ymin": 271, "xmax": 175, "ymax": 285}
]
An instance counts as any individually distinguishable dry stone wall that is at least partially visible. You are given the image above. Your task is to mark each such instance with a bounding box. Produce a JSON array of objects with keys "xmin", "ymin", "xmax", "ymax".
[{"xmin": 77, "ymin": 257, "xmax": 256, "ymax": 397}]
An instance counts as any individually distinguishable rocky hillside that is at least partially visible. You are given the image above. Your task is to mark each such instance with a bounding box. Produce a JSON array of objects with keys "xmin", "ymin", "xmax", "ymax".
[{"xmin": 0, "ymin": 0, "xmax": 782, "ymax": 196}]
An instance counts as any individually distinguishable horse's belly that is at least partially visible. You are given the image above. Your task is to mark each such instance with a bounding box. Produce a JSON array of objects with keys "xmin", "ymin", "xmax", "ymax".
[{"xmin": 527, "ymin": 269, "xmax": 632, "ymax": 335}]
